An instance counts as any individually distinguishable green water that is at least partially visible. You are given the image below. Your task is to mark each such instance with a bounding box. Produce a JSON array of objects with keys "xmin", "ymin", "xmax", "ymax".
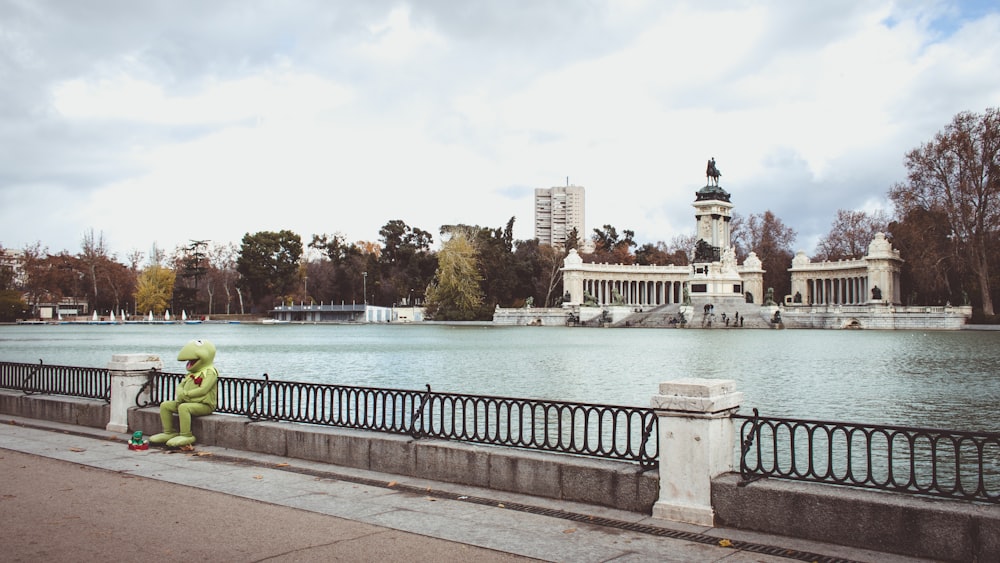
[{"xmin": 1, "ymin": 323, "xmax": 998, "ymax": 431}]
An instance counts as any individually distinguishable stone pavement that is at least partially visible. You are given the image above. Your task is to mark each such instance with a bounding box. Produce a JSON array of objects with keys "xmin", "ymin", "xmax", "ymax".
[{"xmin": 0, "ymin": 416, "xmax": 934, "ymax": 562}]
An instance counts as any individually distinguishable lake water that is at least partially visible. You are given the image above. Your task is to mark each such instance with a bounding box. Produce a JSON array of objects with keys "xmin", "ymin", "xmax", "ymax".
[{"xmin": 1, "ymin": 323, "xmax": 998, "ymax": 432}]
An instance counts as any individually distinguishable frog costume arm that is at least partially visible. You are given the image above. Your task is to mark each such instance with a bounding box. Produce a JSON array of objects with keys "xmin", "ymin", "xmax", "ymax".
[{"xmin": 150, "ymin": 339, "xmax": 220, "ymax": 448}]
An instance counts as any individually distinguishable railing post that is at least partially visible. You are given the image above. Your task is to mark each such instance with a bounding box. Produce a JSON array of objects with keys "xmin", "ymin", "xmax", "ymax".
[
  {"xmin": 650, "ymin": 378, "xmax": 742, "ymax": 526},
  {"xmin": 106, "ymin": 354, "xmax": 163, "ymax": 433}
]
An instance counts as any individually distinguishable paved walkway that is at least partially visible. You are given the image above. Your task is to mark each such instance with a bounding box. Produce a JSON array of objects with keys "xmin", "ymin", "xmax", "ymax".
[{"xmin": 0, "ymin": 416, "xmax": 934, "ymax": 562}]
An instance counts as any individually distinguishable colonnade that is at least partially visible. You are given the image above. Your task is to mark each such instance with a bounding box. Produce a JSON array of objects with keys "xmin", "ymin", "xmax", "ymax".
[
  {"xmin": 787, "ymin": 235, "xmax": 903, "ymax": 307},
  {"xmin": 582, "ymin": 277, "xmax": 685, "ymax": 307},
  {"xmin": 802, "ymin": 276, "xmax": 870, "ymax": 306}
]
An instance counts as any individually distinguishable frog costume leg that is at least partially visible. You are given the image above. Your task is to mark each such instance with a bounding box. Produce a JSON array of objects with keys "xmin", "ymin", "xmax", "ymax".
[
  {"xmin": 149, "ymin": 400, "xmax": 180, "ymax": 444},
  {"xmin": 165, "ymin": 402, "xmax": 213, "ymax": 447}
]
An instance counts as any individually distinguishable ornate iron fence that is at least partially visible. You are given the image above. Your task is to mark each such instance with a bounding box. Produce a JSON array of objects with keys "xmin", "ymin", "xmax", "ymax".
[
  {"xmin": 6, "ymin": 358, "xmax": 1000, "ymax": 502},
  {"xmin": 146, "ymin": 370, "xmax": 658, "ymax": 466},
  {"xmin": 735, "ymin": 409, "xmax": 1000, "ymax": 503},
  {"xmin": 0, "ymin": 360, "xmax": 111, "ymax": 402}
]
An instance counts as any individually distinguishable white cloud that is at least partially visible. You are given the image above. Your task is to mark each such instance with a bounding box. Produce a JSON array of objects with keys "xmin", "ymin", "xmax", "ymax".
[
  {"xmin": 355, "ymin": 5, "xmax": 446, "ymax": 63},
  {"xmin": 53, "ymin": 69, "xmax": 354, "ymax": 125},
  {"xmin": 2, "ymin": 1, "xmax": 999, "ymax": 258}
]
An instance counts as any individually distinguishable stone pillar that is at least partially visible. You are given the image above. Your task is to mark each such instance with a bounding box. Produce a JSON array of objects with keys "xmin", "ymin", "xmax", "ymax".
[
  {"xmin": 106, "ymin": 354, "xmax": 163, "ymax": 433},
  {"xmin": 651, "ymin": 378, "xmax": 742, "ymax": 526}
]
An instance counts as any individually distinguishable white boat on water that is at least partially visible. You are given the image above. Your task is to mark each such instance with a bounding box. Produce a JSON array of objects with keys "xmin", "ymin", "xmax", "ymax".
[{"xmin": 181, "ymin": 310, "xmax": 203, "ymax": 324}]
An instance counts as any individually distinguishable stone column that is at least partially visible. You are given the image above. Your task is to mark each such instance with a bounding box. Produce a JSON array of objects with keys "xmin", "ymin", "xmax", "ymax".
[
  {"xmin": 106, "ymin": 354, "xmax": 163, "ymax": 433},
  {"xmin": 651, "ymin": 378, "xmax": 742, "ymax": 526}
]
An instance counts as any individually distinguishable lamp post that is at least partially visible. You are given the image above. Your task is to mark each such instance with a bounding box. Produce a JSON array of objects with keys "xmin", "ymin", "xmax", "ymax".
[{"xmin": 363, "ymin": 272, "xmax": 368, "ymax": 305}]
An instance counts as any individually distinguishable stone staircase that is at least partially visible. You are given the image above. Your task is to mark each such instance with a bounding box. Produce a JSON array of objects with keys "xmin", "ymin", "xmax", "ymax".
[{"xmin": 615, "ymin": 303, "xmax": 779, "ymax": 329}]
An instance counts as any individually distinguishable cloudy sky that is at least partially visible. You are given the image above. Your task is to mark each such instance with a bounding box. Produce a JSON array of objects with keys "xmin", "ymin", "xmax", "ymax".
[{"xmin": 1, "ymin": 0, "xmax": 998, "ymax": 261}]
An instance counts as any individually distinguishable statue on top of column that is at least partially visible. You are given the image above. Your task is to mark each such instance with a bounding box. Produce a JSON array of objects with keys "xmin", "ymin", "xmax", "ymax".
[{"xmin": 706, "ymin": 158, "xmax": 722, "ymax": 187}]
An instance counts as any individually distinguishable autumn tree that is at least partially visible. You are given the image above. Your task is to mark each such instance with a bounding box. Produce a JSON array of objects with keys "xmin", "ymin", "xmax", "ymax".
[
  {"xmin": 72, "ymin": 229, "xmax": 136, "ymax": 316},
  {"xmin": 424, "ymin": 233, "xmax": 483, "ymax": 320},
  {"xmin": 23, "ymin": 251, "xmax": 82, "ymax": 310},
  {"xmin": 732, "ymin": 211, "xmax": 796, "ymax": 300},
  {"xmin": 813, "ymin": 209, "xmax": 891, "ymax": 261},
  {"xmin": 17, "ymin": 243, "xmax": 46, "ymax": 311},
  {"xmin": 889, "ymin": 108, "xmax": 1000, "ymax": 316},
  {"xmin": 135, "ymin": 264, "xmax": 175, "ymax": 315},
  {"xmin": 94, "ymin": 257, "xmax": 134, "ymax": 316}
]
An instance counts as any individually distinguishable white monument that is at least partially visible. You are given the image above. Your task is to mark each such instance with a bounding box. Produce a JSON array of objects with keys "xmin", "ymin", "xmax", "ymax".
[{"xmin": 687, "ymin": 159, "xmax": 762, "ymax": 308}]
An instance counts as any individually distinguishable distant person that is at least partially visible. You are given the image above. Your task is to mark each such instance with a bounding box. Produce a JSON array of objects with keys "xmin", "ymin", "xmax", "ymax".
[{"xmin": 150, "ymin": 339, "xmax": 220, "ymax": 448}]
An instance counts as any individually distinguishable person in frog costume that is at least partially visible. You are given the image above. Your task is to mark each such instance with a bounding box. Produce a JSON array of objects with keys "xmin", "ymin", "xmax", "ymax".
[{"xmin": 150, "ymin": 339, "xmax": 219, "ymax": 447}]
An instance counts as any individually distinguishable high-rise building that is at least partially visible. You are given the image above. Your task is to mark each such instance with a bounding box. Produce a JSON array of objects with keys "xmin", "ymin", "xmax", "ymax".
[{"xmin": 534, "ymin": 185, "xmax": 585, "ymax": 249}]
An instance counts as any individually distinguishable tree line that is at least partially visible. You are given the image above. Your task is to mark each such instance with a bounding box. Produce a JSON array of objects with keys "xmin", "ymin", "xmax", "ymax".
[{"xmin": 1, "ymin": 108, "xmax": 998, "ymax": 322}]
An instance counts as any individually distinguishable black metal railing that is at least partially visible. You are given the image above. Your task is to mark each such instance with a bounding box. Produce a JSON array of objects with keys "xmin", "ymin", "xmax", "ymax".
[
  {"xmin": 0, "ymin": 360, "xmax": 111, "ymax": 402},
  {"xmin": 7, "ymin": 358, "xmax": 1000, "ymax": 503},
  {"xmin": 147, "ymin": 371, "xmax": 658, "ymax": 466},
  {"xmin": 735, "ymin": 410, "xmax": 1000, "ymax": 503}
]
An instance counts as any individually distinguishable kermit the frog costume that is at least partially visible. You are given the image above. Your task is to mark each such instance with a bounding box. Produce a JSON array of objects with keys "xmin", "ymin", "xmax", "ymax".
[{"xmin": 150, "ymin": 339, "xmax": 219, "ymax": 447}]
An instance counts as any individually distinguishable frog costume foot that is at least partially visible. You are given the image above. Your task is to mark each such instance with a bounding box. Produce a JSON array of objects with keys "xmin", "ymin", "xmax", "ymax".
[
  {"xmin": 149, "ymin": 432, "xmax": 178, "ymax": 444},
  {"xmin": 166, "ymin": 433, "xmax": 196, "ymax": 448}
]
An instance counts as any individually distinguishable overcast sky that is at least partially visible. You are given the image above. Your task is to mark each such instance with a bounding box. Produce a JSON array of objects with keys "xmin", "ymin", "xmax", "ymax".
[{"xmin": 1, "ymin": 0, "xmax": 998, "ymax": 261}]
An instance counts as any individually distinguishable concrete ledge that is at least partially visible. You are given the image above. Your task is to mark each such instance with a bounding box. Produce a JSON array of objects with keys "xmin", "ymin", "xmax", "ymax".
[
  {"xmin": 0, "ymin": 389, "xmax": 109, "ymax": 429},
  {"xmin": 713, "ymin": 473, "xmax": 1000, "ymax": 561},
  {"xmin": 129, "ymin": 407, "xmax": 657, "ymax": 512}
]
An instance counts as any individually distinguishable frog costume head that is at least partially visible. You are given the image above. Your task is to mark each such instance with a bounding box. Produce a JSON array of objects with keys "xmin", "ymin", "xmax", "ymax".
[{"xmin": 178, "ymin": 338, "xmax": 216, "ymax": 373}]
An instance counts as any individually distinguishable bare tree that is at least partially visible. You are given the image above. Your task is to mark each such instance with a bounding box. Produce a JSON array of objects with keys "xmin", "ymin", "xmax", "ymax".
[
  {"xmin": 80, "ymin": 229, "xmax": 108, "ymax": 309},
  {"xmin": 209, "ymin": 242, "xmax": 239, "ymax": 315},
  {"xmin": 537, "ymin": 243, "xmax": 565, "ymax": 307},
  {"xmin": 668, "ymin": 233, "xmax": 698, "ymax": 265},
  {"xmin": 732, "ymin": 211, "xmax": 797, "ymax": 299},
  {"xmin": 813, "ymin": 209, "xmax": 891, "ymax": 261},
  {"xmin": 889, "ymin": 108, "xmax": 1000, "ymax": 316}
]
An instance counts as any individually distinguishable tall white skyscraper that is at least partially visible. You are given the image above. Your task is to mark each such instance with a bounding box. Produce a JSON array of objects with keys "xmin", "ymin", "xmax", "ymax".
[{"xmin": 534, "ymin": 185, "xmax": 585, "ymax": 249}]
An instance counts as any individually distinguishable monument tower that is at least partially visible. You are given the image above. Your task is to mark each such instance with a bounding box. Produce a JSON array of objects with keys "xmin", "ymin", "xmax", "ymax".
[{"xmin": 686, "ymin": 158, "xmax": 762, "ymax": 307}]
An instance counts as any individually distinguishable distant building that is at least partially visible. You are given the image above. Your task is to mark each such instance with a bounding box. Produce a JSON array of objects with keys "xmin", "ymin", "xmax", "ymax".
[
  {"xmin": 0, "ymin": 248, "xmax": 25, "ymax": 287},
  {"xmin": 534, "ymin": 185, "xmax": 586, "ymax": 250}
]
